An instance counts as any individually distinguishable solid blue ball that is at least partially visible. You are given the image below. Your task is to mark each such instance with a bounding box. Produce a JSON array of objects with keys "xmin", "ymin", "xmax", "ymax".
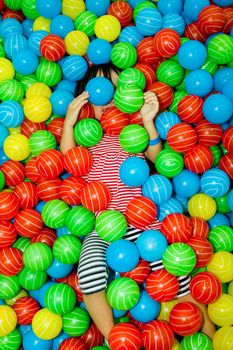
[
  {"xmin": 113, "ymin": 309, "xmax": 127, "ymax": 318},
  {"xmin": 203, "ymin": 93, "xmax": 233, "ymax": 124},
  {"xmin": 37, "ymin": 0, "xmax": 62, "ymax": 19},
  {"xmin": 19, "ymin": 325, "xmax": 32, "ymax": 337},
  {"xmin": 128, "ymin": 0, "xmax": 144, "ymax": 8},
  {"xmin": 130, "ymin": 290, "xmax": 160, "ymax": 323},
  {"xmin": 213, "ymin": 68, "xmax": 233, "ymax": 92},
  {"xmin": 86, "ymin": 0, "xmax": 110, "ymax": 16},
  {"xmin": 0, "ymin": 101, "xmax": 24, "ymax": 128},
  {"xmin": 162, "ymin": 13, "xmax": 185, "ymax": 36},
  {"xmin": 222, "ymin": 77, "xmax": 233, "ymax": 103},
  {"xmin": 174, "ymin": 194, "xmax": 189, "ymax": 212},
  {"xmin": 106, "ymin": 239, "xmax": 139, "ymax": 273},
  {"xmin": 38, "ymin": 282, "xmax": 57, "ymax": 308},
  {"xmin": 13, "ymin": 48, "xmax": 39, "ymax": 74},
  {"xmin": 0, "ymin": 149, "xmax": 10, "ymax": 166},
  {"xmin": 178, "ymin": 40, "xmax": 207, "ymax": 70},
  {"xmin": 50, "ymin": 15, "xmax": 74, "ymax": 38},
  {"xmin": 228, "ymin": 189, "xmax": 233, "ymax": 211},
  {"xmin": 119, "ymin": 26, "xmax": 144, "ymax": 48},
  {"xmin": 52, "ymin": 332, "xmax": 70, "ymax": 350},
  {"xmin": 46, "ymin": 258, "xmax": 73, "ymax": 279},
  {"xmin": 142, "ymin": 174, "xmax": 173, "ymax": 205},
  {"xmin": 35, "ymin": 201, "xmax": 46, "ymax": 214},
  {"xmin": 28, "ymin": 30, "xmax": 48, "ymax": 56},
  {"xmin": 183, "ymin": 0, "xmax": 210, "ymax": 22},
  {"xmin": 4, "ymin": 33, "xmax": 27, "ymax": 59},
  {"xmin": 208, "ymin": 213, "xmax": 230, "ymax": 229},
  {"xmin": 86, "ymin": 77, "xmax": 114, "ymax": 106},
  {"xmin": 136, "ymin": 8, "xmax": 163, "ymax": 36},
  {"xmin": 62, "ymin": 55, "xmax": 88, "ymax": 81},
  {"xmin": 213, "ymin": 0, "xmax": 233, "ymax": 5},
  {"xmin": 119, "ymin": 156, "xmax": 149, "ymax": 187},
  {"xmin": 172, "ymin": 169, "xmax": 200, "ymax": 197},
  {"xmin": 23, "ymin": 330, "xmax": 53, "ymax": 350},
  {"xmin": 185, "ymin": 69, "xmax": 213, "ymax": 97},
  {"xmin": 155, "ymin": 111, "xmax": 181, "ymax": 140},
  {"xmin": 157, "ymin": 0, "xmax": 183, "ymax": 15},
  {"xmin": 200, "ymin": 168, "xmax": 230, "ymax": 198},
  {"xmin": 158, "ymin": 198, "xmax": 183, "ymax": 222},
  {"xmin": 87, "ymin": 38, "xmax": 112, "ymax": 65},
  {"xmin": 22, "ymin": 19, "xmax": 34, "ymax": 38},
  {"xmin": 0, "ymin": 125, "xmax": 9, "ymax": 148},
  {"xmin": 56, "ymin": 80, "xmax": 77, "ymax": 94},
  {"xmin": 136, "ymin": 229, "xmax": 168, "ymax": 262},
  {"xmin": 50, "ymin": 89, "xmax": 74, "ymax": 116}
]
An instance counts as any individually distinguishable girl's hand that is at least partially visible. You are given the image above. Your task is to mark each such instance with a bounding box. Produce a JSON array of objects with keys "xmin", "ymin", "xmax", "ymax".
[
  {"xmin": 64, "ymin": 91, "xmax": 89, "ymax": 127},
  {"xmin": 140, "ymin": 91, "xmax": 159, "ymax": 124}
]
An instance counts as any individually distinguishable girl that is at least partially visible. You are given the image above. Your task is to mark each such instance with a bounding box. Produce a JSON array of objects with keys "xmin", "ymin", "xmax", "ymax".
[{"xmin": 60, "ymin": 63, "xmax": 215, "ymax": 341}]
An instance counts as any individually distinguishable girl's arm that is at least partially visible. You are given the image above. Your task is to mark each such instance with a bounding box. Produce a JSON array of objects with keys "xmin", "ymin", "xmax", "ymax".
[{"xmin": 60, "ymin": 91, "xmax": 89, "ymax": 155}]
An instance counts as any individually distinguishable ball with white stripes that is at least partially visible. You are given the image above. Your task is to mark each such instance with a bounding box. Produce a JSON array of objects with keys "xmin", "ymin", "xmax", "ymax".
[
  {"xmin": 200, "ymin": 168, "xmax": 230, "ymax": 198},
  {"xmin": 23, "ymin": 242, "xmax": 53, "ymax": 272},
  {"xmin": 142, "ymin": 174, "xmax": 173, "ymax": 205},
  {"xmin": 66, "ymin": 205, "xmax": 96, "ymax": 237},
  {"xmin": 74, "ymin": 119, "xmax": 103, "ymax": 147},
  {"xmin": 53, "ymin": 234, "xmax": 82, "ymax": 264},
  {"xmin": 107, "ymin": 277, "xmax": 140, "ymax": 310},
  {"xmin": 45, "ymin": 283, "xmax": 76, "ymax": 315},
  {"xmin": 95, "ymin": 209, "xmax": 127, "ymax": 242},
  {"xmin": 208, "ymin": 225, "xmax": 233, "ymax": 252},
  {"xmin": 29, "ymin": 130, "xmax": 57, "ymax": 156},
  {"xmin": 64, "ymin": 146, "xmax": 93, "ymax": 177},
  {"xmin": 111, "ymin": 42, "xmax": 137, "ymax": 69},
  {"xmin": 190, "ymin": 272, "xmax": 222, "ymax": 304},
  {"xmin": 0, "ymin": 100, "xmax": 24, "ymax": 128},
  {"xmin": 42, "ymin": 199, "xmax": 70, "ymax": 229},
  {"xmin": 119, "ymin": 124, "xmax": 149, "ymax": 153},
  {"xmin": 181, "ymin": 332, "xmax": 213, "ymax": 350},
  {"xmin": 162, "ymin": 243, "xmax": 196, "ymax": 276},
  {"xmin": 62, "ymin": 307, "xmax": 90, "ymax": 336},
  {"xmin": 108, "ymin": 323, "xmax": 142, "ymax": 350},
  {"xmin": 32, "ymin": 308, "xmax": 62, "ymax": 340},
  {"xmin": 126, "ymin": 196, "xmax": 157, "ymax": 230},
  {"xmin": 94, "ymin": 14, "xmax": 121, "ymax": 42},
  {"xmin": 80, "ymin": 181, "xmax": 111, "ymax": 212},
  {"xmin": 36, "ymin": 149, "xmax": 64, "ymax": 180},
  {"xmin": 153, "ymin": 28, "xmax": 181, "ymax": 58},
  {"xmin": 188, "ymin": 193, "xmax": 217, "ymax": 221},
  {"xmin": 207, "ymin": 33, "xmax": 233, "ymax": 65},
  {"xmin": 117, "ymin": 68, "xmax": 146, "ymax": 90},
  {"xmin": 135, "ymin": 8, "xmax": 163, "ymax": 36},
  {"xmin": 40, "ymin": 34, "xmax": 66, "ymax": 61},
  {"xmin": 155, "ymin": 149, "xmax": 184, "ymax": 178},
  {"xmin": 146, "ymin": 269, "xmax": 179, "ymax": 302}
]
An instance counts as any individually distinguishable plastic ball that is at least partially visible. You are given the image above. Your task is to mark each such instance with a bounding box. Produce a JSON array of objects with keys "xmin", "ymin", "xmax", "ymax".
[
  {"xmin": 169, "ymin": 302, "xmax": 202, "ymax": 336},
  {"xmin": 198, "ymin": 5, "xmax": 226, "ymax": 35},
  {"xmin": 107, "ymin": 277, "xmax": 140, "ymax": 310},
  {"xmin": 33, "ymin": 16, "xmax": 51, "ymax": 32},
  {"xmin": 18, "ymin": 266, "xmax": 47, "ymax": 291},
  {"xmin": 161, "ymin": 213, "xmax": 192, "ymax": 244},
  {"xmin": 153, "ymin": 28, "xmax": 181, "ymax": 58},
  {"xmin": 155, "ymin": 111, "xmax": 181, "ymax": 140},
  {"xmin": 95, "ymin": 209, "xmax": 127, "ymax": 242},
  {"xmin": 135, "ymin": 8, "xmax": 162, "ymax": 36},
  {"xmin": 120, "ymin": 259, "xmax": 150, "ymax": 285},
  {"xmin": 156, "ymin": 149, "xmax": 183, "ymax": 178},
  {"xmin": 162, "ymin": 243, "xmax": 196, "ymax": 276},
  {"xmin": 146, "ymin": 269, "xmax": 179, "ymax": 302},
  {"xmin": 0, "ymin": 328, "xmax": 21, "ymax": 350},
  {"xmin": 190, "ymin": 271, "xmax": 222, "ymax": 304},
  {"xmin": 213, "ymin": 326, "xmax": 233, "ymax": 350},
  {"xmin": 13, "ymin": 296, "xmax": 40, "ymax": 325},
  {"xmin": 183, "ymin": 0, "xmax": 210, "ymax": 22},
  {"xmin": 219, "ymin": 153, "xmax": 233, "ymax": 180},
  {"xmin": 119, "ymin": 26, "xmax": 144, "ymax": 48},
  {"xmin": 158, "ymin": 0, "xmax": 182, "ymax": 15},
  {"xmin": 86, "ymin": 38, "xmax": 111, "ymax": 64},
  {"xmin": 80, "ymin": 322, "xmax": 104, "ymax": 349},
  {"xmin": 0, "ymin": 57, "xmax": 17, "ymax": 82},
  {"xmin": 64, "ymin": 146, "xmax": 93, "ymax": 177},
  {"xmin": 86, "ymin": 0, "xmax": 110, "ymax": 17},
  {"xmin": 188, "ymin": 193, "xmax": 217, "ymax": 221},
  {"xmin": 187, "ymin": 237, "xmax": 213, "ymax": 268},
  {"xmin": 222, "ymin": 77, "xmax": 233, "ymax": 103},
  {"xmin": 53, "ymin": 234, "xmax": 82, "ymax": 264},
  {"xmin": 208, "ymin": 293, "xmax": 233, "ymax": 327},
  {"xmin": 178, "ymin": 40, "xmax": 207, "ymax": 70},
  {"xmin": 31, "ymin": 227, "xmax": 56, "ymax": 248},
  {"xmin": 181, "ymin": 332, "xmax": 212, "ymax": 350},
  {"xmin": 0, "ymin": 275, "xmax": 20, "ymax": 300},
  {"xmin": 64, "ymin": 30, "xmax": 89, "ymax": 56},
  {"xmin": 131, "ymin": 290, "xmax": 161, "ymax": 323},
  {"xmin": 222, "ymin": 126, "xmax": 233, "ymax": 153},
  {"xmin": 42, "ymin": 199, "xmax": 70, "ymax": 229},
  {"xmin": 85, "ymin": 77, "xmax": 114, "ymax": 106},
  {"xmin": 0, "ymin": 192, "xmax": 20, "ymax": 220},
  {"xmin": 108, "ymin": 1, "xmax": 133, "ymax": 27},
  {"xmin": 114, "ymin": 84, "xmax": 144, "ymax": 114},
  {"xmin": 59, "ymin": 177, "xmax": 86, "ymax": 205},
  {"xmin": 3, "ymin": 134, "xmax": 30, "ymax": 161},
  {"xmin": 29, "ymin": 130, "xmax": 56, "ymax": 156},
  {"xmin": 207, "ymin": 251, "xmax": 233, "ymax": 283},
  {"xmin": 135, "ymin": 229, "xmax": 167, "ymax": 262},
  {"xmin": 36, "ymin": 60, "xmax": 62, "ymax": 87},
  {"xmin": 208, "ymin": 225, "xmax": 233, "ymax": 252},
  {"xmin": 136, "ymin": 37, "xmax": 160, "ymax": 65},
  {"xmin": 14, "ymin": 208, "xmax": 44, "ymax": 238},
  {"xmin": 126, "ymin": 196, "xmax": 157, "ymax": 229},
  {"xmin": 44, "ymin": 283, "xmax": 76, "ymax": 315},
  {"xmin": 12, "ymin": 48, "xmax": 39, "ymax": 75},
  {"xmin": 172, "ymin": 169, "xmax": 200, "ymax": 198},
  {"xmin": 106, "ymin": 239, "xmax": 139, "ymax": 273},
  {"xmin": 40, "ymin": 34, "xmax": 66, "ymax": 61},
  {"xmin": 111, "ymin": 42, "xmax": 137, "ymax": 69},
  {"xmin": 141, "ymin": 320, "xmax": 174, "ymax": 350},
  {"xmin": 117, "ymin": 68, "xmax": 146, "ymax": 90},
  {"xmin": 37, "ymin": 0, "xmax": 62, "ymax": 19},
  {"xmin": 24, "ymin": 96, "xmax": 52, "ymax": 123},
  {"xmin": 0, "ymin": 305, "xmax": 17, "ymax": 337},
  {"xmin": 184, "ymin": 144, "xmax": 213, "ymax": 174},
  {"xmin": 119, "ymin": 156, "xmax": 149, "ymax": 187},
  {"xmin": 119, "ymin": 124, "xmax": 148, "ymax": 153},
  {"xmin": 32, "ymin": 308, "xmax": 62, "ymax": 340},
  {"xmin": 0, "ymin": 247, "xmax": 23, "ymax": 276},
  {"xmin": 46, "ymin": 259, "xmax": 73, "ymax": 280},
  {"xmin": 4, "ymin": 32, "xmax": 27, "ymax": 60},
  {"xmin": 59, "ymin": 338, "xmax": 87, "ymax": 350},
  {"xmin": 195, "ymin": 120, "xmax": 222, "ymax": 147},
  {"xmin": 148, "ymin": 82, "xmax": 174, "ymax": 111},
  {"xmin": 50, "ymin": 14, "xmax": 74, "ymax": 39},
  {"xmin": 23, "ymin": 329, "xmax": 52, "ymax": 350},
  {"xmin": 23, "ymin": 242, "xmax": 53, "ymax": 272},
  {"xmin": 80, "ymin": 181, "xmax": 111, "ymax": 212},
  {"xmin": 94, "ymin": 14, "xmax": 121, "ymax": 42},
  {"xmin": 203, "ymin": 93, "xmax": 233, "ymax": 124},
  {"xmin": 162, "ymin": 13, "xmax": 185, "ymax": 36},
  {"xmin": 0, "ymin": 220, "xmax": 17, "ymax": 248},
  {"xmin": 109, "ymin": 323, "xmax": 141, "ymax": 350},
  {"xmin": 100, "ymin": 106, "xmax": 129, "ymax": 135},
  {"xmin": 37, "ymin": 149, "xmax": 64, "ymax": 180},
  {"xmin": 200, "ymin": 168, "xmax": 230, "ymax": 198},
  {"xmin": 207, "ymin": 33, "xmax": 233, "ymax": 64},
  {"xmin": 61, "ymin": 0, "xmax": 85, "ymax": 21},
  {"xmin": 62, "ymin": 307, "xmax": 90, "ymax": 336},
  {"xmin": 157, "ymin": 59, "xmax": 184, "ymax": 88},
  {"xmin": 184, "ymin": 67, "xmax": 213, "ymax": 97},
  {"xmin": 142, "ymin": 174, "xmax": 173, "ymax": 205}
]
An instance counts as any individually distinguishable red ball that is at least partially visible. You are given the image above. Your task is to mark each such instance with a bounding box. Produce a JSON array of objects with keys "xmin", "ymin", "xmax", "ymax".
[
  {"xmin": 13, "ymin": 297, "xmax": 40, "ymax": 325},
  {"xmin": 21, "ymin": 118, "xmax": 46, "ymax": 138},
  {"xmin": 31, "ymin": 227, "xmax": 56, "ymax": 248},
  {"xmin": 137, "ymin": 37, "xmax": 160, "ymax": 65},
  {"xmin": 0, "ymin": 0, "xmax": 6, "ymax": 11},
  {"xmin": 178, "ymin": 95, "xmax": 204, "ymax": 124},
  {"xmin": 169, "ymin": 302, "xmax": 203, "ymax": 336},
  {"xmin": 190, "ymin": 217, "xmax": 209, "ymax": 239},
  {"xmin": 25, "ymin": 157, "xmax": 42, "ymax": 183},
  {"xmin": 0, "ymin": 220, "xmax": 17, "ymax": 248},
  {"xmin": 148, "ymin": 82, "xmax": 173, "ymax": 111},
  {"xmin": 134, "ymin": 63, "xmax": 156, "ymax": 88},
  {"xmin": 219, "ymin": 153, "xmax": 233, "ymax": 180},
  {"xmin": 125, "ymin": 196, "xmax": 157, "ymax": 229},
  {"xmin": 37, "ymin": 178, "xmax": 62, "ymax": 201},
  {"xmin": 129, "ymin": 111, "xmax": 143, "ymax": 126},
  {"xmin": 0, "ymin": 160, "xmax": 25, "ymax": 187},
  {"xmin": 56, "ymin": 271, "xmax": 83, "ymax": 302},
  {"xmin": 0, "ymin": 192, "xmax": 20, "ymax": 220},
  {"xmin": 184, "ymin": 22, "xmax": 208, "ymax": 43},
  {"xmin": 59, "ymin": 338, "xmax": 87, "ymax": 350},
  {"xmin": 14, "ymin": 182, "xmax": 39, "ymax": 209},
  {"xmin": 186, "ymin": 237, "xmax": 213, "ymax": 268},
  {"xmin": 36, "ymin": 149, "xmax": 64, "ymax": 180},
  {"xmin": 109, "ymin": 323, "xmax": 142, "ymax": 350},
  {"xmin": 108, "ymin": 1, "xmax": 133, "ymax": 27},
  {"xmin": 223, "ymin": 7, "xmax": 233, "ymax": 34},
  {"xmin": 100, "ymin": 107, "xmax": 129, "ymax": 135},
  {"xmin": 198, "ymin": 5, "xmax": 225, "ymax": 35},
  {"xmin": 121, "ymin": 259, "xmax": 151, "ymax": 284},
  {"xmin": 47, "ymin": 118, "xmax": 65, "ymax": 144},
  {"xmin": 146, "ymin": 269, "xmax": 179, "ymax": 302},
  {"xmin": 161, "ymin": 213, "xmax": 192, "ymax": 244},
  {"xmin": 184, "ymin": 144, "xmax": 213, "ymax": 174},
  {"xmin": 195, "ymin": 120, "xmax": 222, "ymax": 147},
  {"xmin": 190, "ymin": 272, "xmax": 222, "ymax": 304},
  {"xmin": 59, "ymin": 176, "xmax": 86, "ymax": 205},
  {"xmin": 153, "ymin": 28, "xmax": 181, "ymax": 58},
  {"xmin": 222, "ymin": 126, "xmax": 233, "ymax": 154},
  {"xmin": 14, "ymin": 208, "xmax": 43, "ymax": 238},
  {"xmin": 78, "ymin": 102, "xmax": 95, "ymax": 120},
  {"xmin": 2, "ymin": 9, "xmax": 25, "ymax": 22},
  {"xmin": 167, "ymin": 122, "xmax": 197, "ymax": 153},
  {"xmin": 80, "ymin": 181, "xmax": 111, "ymax": 212},
  {"xmin": 40, "ymin": 34, "xmax": 66, "ymax": 61},
  {"xmin": 141, "ymin": 320, "xmax": 174, "ymax": 350},
  {"xmin": 0, "ymin": 247, "xmax": 23, "ymax": 276},
  {"xmin": 64, "ymin": 146, "xmax": 93, "ymax": 177},
  {"xmin": 80, "ymin": 322, "xmax": 104, "ymax": 349}
]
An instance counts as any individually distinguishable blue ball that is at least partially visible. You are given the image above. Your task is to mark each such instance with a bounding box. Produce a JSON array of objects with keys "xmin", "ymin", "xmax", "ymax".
[
  {"xmin": 158, "ymin": 198, "xmax": 183, "ymax": 222},
  {"xmin": 106, "ymin": 239, "xmax": 140, "ymax": 273},
  {"xmin": 205, "ymin": 32, "xmax": 224, "ymax": 47},
  {"xmin": 213, "ymin": 0, "xmax": 233, "ymax": 5},
  {"xmin": 23, "ymin": 330, "xmax": 53, "ymax": 350},
  {"xmin": 0, "ymin": 125, "xmax": 9, "ymax": 148},
  {"xmin": 86, "ymin": 77, "xmax": 114, "ymax": 106},
  {"xmin": 136, "ymin": 8, "xmax": 163, "ymax": 36},
  {"xmin": 113, "ymin": 309, "xmax": 127, "ymax": 318},
  {"xmin": 50, "ymin": 15, "xmax": 74, "ymax": 38},
  {"xmin": 157, "ymin": 0, "xmax": 183, "ymax": 15},
  {"xmin": 62, "ymin": 55, "xmax": 88, "ymax": 81},
  {"xmin": 0, "ymin": 148, "xmax": 10, "ymax": 166},
  {"xmin": 28, "ymin": 30, "xmax": 48, "ymax": 56},
  {"xmin": 19, "ymin": 325, "xmax": 32, "ymax": 336},
  {"xmin": 213, "ymin": 68, "xmax": 233, "ymax": 92},
  {"xmin": 0, "ymin": 299, "xmax": 5, "ymax": 305},
  {"xmin": 174, "ymin": 194, "xmax": 189, "ymax": 212},
  {"xmin": 172, "ymin": 169, "xmax": 200, "ymax": 197},
  {"xmin": 46, "ymin": 258, "xmax": 73, "ymax": 279},
  {"xmin": 128, "ymin": 0, "xmax": 145, "ymax": 8},
  {"xmin": 130, "ymin": 290, "xmax": 160, "ymax": 323},
  {"xmin": 222, "ymin": 77, "xmax": 233, "ymax": 103},
  {"xmin": 231, "ymin": 27, "xmax": 233, "ymax": 38},
  {"xmin": 35, "ymin": 201, "xmax": 46, "ymax": 213},
  {"xmin": 22, "ymin": 19, "xmax": 34, "ymax": 38},
  {"xmin": 55, "ymin": 80, "xmax": 77, "ymax": 94},
  {"xmin": 56, "ymin": 226, "xmax": 70, "ymax": 238},
  {"xmin": 203, "ymin": 93, "xmax": 233, "ymax": 124},
  {"xmin": 228, "ymin": 189, "xmax": 233, "ymax": 211},
  {"xmin": 4, "ymin": 33, "xmax": 27, "ymax": 59},
  {"xmin": 155, "ymin": 111, "xmax": 181, "ymax": 140},
  {"xmin": 200, "ymin": 168, "xmax": 230, "ymax": 198},
  {"xmin": 50, "ymin": 89, "xmax": 74, "ymax": 116},
  {"xmin": 208, "ymin": 213, "xmax": 230, "ymax": 229},
  {"xmin": 0, "ymin": 101, "xmax": 24, "ymax": 128},
  {"xmin": 38, "ymin": 282, "xmax": 57, "ymax": 308},
  {"xmin": 178, "ymin": 40, "xmax": 207, "ymax": 70},
  {"xmin": 119, "ymin": 156, "xmax": 150, "ymax": 187},
  {"xmin": 162, "ymin": 13, "xmax": 185, "ymax": 36},
  {"xmin": 12, "ymin": 48, "xmax": 39, "ymax": 74},
  {"xmin": 185, "ymin": 69, "xmax": 213, "ymax": 97},
  {"xmin": 142, "ymin": 174, "xmax": 173, "ymax": 205},
  {"xmin": 86, "ymin": 0, "xmax": 110, "ymax": 16},
  {"xmin": 183, "ymin": 0, "xmax": 210, "ymax": 22},
  {"xmin": 0, "ymin": 18, "xmax": 23, "ymax": 39},
  {"xmin": 136, "ymin": 229, "xmax": 168, "ymax": 262},
  {"xmin": 87, "ymin": 38, "xmax": 112, "ymax": 64},
  {"xmin": 28, "ymin": 289, "xmax": 40, "ymax": 302},
  {"xmin": 119, "ymin": 26, "xmax": 144, "ymax": 48},
  {"xmin": 37, "ymin": 0, "xmax": 62, "ymax": 19},
  {"xmin": 52, "ymin": 332, "xmax": 70, "ymax": 350}
]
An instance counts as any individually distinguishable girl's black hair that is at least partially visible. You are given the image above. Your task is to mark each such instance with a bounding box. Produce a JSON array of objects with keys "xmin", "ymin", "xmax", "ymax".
[{"xmin": 75, "ymin": 62, "xmax": 121, "ymax": 97}]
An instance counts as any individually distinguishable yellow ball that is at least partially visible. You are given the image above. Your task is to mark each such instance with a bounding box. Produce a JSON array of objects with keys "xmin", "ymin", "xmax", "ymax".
[
  {"xmin": 26, "ymin": 83, "xmax": 52, "ymax": 99},
  {"xmin": 0, "ymin": 58, "xmax": 15, "ymax": 82},
  {"xmin": 33, "ymin": 16, "xmax": 51, "ymax": 32},
  {"xmin": 24, "ymin": 96, "xmax": 52, "ymax": 122},
  {"xmin": 62, "ymin": 0, "xmax": 85, "ymax": 20},
  {"xmin": 158, "ymin": 299, "xmax": 178, "ymax": 322},
  {"xmin": 8, "ymin": 126, "xmax": 21, "ymax": 135},
  {"xmin": 32, "ymin": 308, "xmax": 62, "ymax": 340},
  {"xmin": 171, "ymin": 339, "xmax": 180, "ymax": 350},
  {"xmin": 188, "ymin": 193, "xmax": 217, "ymax": 221},
  {"xmin": 208, "ymin": 293, "xmax": 233, "ymax": 326},
  {"xmin": 0, "ymin": 305, "xmax": 17, "ymax": 337},
  {"xmin": 65, "ymin": 30, "xmax": 90, "ymax": 56},
  {"xmin": 207, "ymin": 251, "xmax": 233, "ymax": 283},
  {"xmin": 213, "ymin": 326, "xmax": 233, "ymax": 350},
  {"xmin": 6, "ymin": 289, "xmax": 28, "ymax": 306},
  {"xmin": 228, "ymin": 281, "xmax": 233, "ymax": 297},
  {"xmin": 3, "ymin": 134, "xmax": 30, "ymax": 161},
  {"xmin": 94, "ymin": 15, "xmax": 121, "ymax": 42}
]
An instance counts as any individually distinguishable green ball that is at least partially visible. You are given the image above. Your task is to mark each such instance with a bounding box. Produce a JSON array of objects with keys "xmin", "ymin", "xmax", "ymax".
[
  {"xmin": 210, "ymin": 145, "xmax": 222, "ymax": 167},
  {"xmin": 95, "ymin": 210, "xmax": 127, "ymax": 242},
  {"xmin": 190, "ymin": 266, "xmax": 207, "ymax": 277},
  {"xmin": 45, "ymin": 114, "xmax": 62, "ymax": 126},
  {"xmin": 133, "ymin": 1, "xmax": 156, "ymax": 21},
  {"xmin": 53, "ymin": 235, "xmax": 82, "ymax": 264},
  {"xmin": 4, "ymin": 0, "xmax": 22, "ymax": 10},
  {"xmin": 63, "ymin": 307, "xmax": 90, "ymax": 336},
  {"xmin": 119, "ymin": 124, "xmax": 149, "ymax": 154},
  {"xmin": 0, "ymin": 170, "xmax": 5, "ymax": 191},
  {"xmin": 175, "ymin": 70, "xmax": 189, "ymax": 92},
  {"xmin": 20, "ymin": 74, "xmax": 38, "ymax": 92},
  {"xmin": 111, "ymin": 42, "xmax": 137, "ymax": 69},
  {"xmin": 0, "ymin": 79, "xmax": 24, "ymax": 102},
  {"xmin": 36, "ymin": 60, "xmax": 62, "ymax": 87},
  {"xmin": 29, "ymin": 130, "xmax": 57, "ymax": 155},
  {"xmin": 45, "ymin": 283, "xmax": 76, "ymax": 315},
  {"xmin": 18, "ymin": 267, "xmax": 47, "ymax": 290},
  {"xmin": 162, "ymin": 243, "xmax": 196, "ymax": 276},
  {"xmin": 42, "ymin": 199, "xmax": 70, "ymax": 229},
  {"xmin": 74, "ymin": 119, "xmax": 103, "ymax": 147},
  {"xmin": 0, "ymin": 329, "xmax": 21, "ymax": 350},
  {"xmin": 22, "ymin": 0, "xmax": 39, "ymax": 19},
  {"xmin": 157, "ymin": 59, "xmax": 185, "ymax": 87},
  {"xmin": 181, "ymin": 332, "xmax": 212, "ymax": 350},
  {"xmin": 0, "ymin": 275, "xmax": 20, "ymax": 300},
  {"xmin": 215, "ymin": 194, "xmax": 231, "ymax": 214},
  {"xmin": 74, "ymin": 11, "xmax": 97, "ymax": 37},
  {"xmin": 23, "ymin": 243, "xmax": 53, "ymax": 272},
  {"xmin": 155, "ymin": 149, "xmax": 184, "ymax": 178},
  {"xmin": 0, "ymin": 44, "xmax": 6, "ymax": 58},
  {"xmin": 66, "ymin": 206, "xmax": 96, "ymax": 237},
  {"xmin": 208, "ymin": 226, "xmax": 233, "ymax": 253},
  {"xmin": 91, "ymin": 347, "xmax": 109, "ymax": 350},
  {"xmin": 13, "ymin": 237, "xmax": 30, "ymax": 253},
  {"xmin": 201, "ymin": 58, "xmax": 219, "ymax": 76},
  {"xmin": 169, "ymin": 90, "xmax": 188, "ymax": 114},
  {"xmin": 222, "ymin": 282, "xmax": 228, "ymax": 294},
  {"xmin": 117, "ymin": 68, "xmax": 146, "ymax": 90},
  {"xmin": 114, "ymin": 84, "xmax": 144, "ymax": 113},
  {"xmin": 207, "ymin": 34, "xmax": 233, "ymax": 64},
  {"xmin": 107, "ymin": 277, "xmax": 140, "ymax": 310}
]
